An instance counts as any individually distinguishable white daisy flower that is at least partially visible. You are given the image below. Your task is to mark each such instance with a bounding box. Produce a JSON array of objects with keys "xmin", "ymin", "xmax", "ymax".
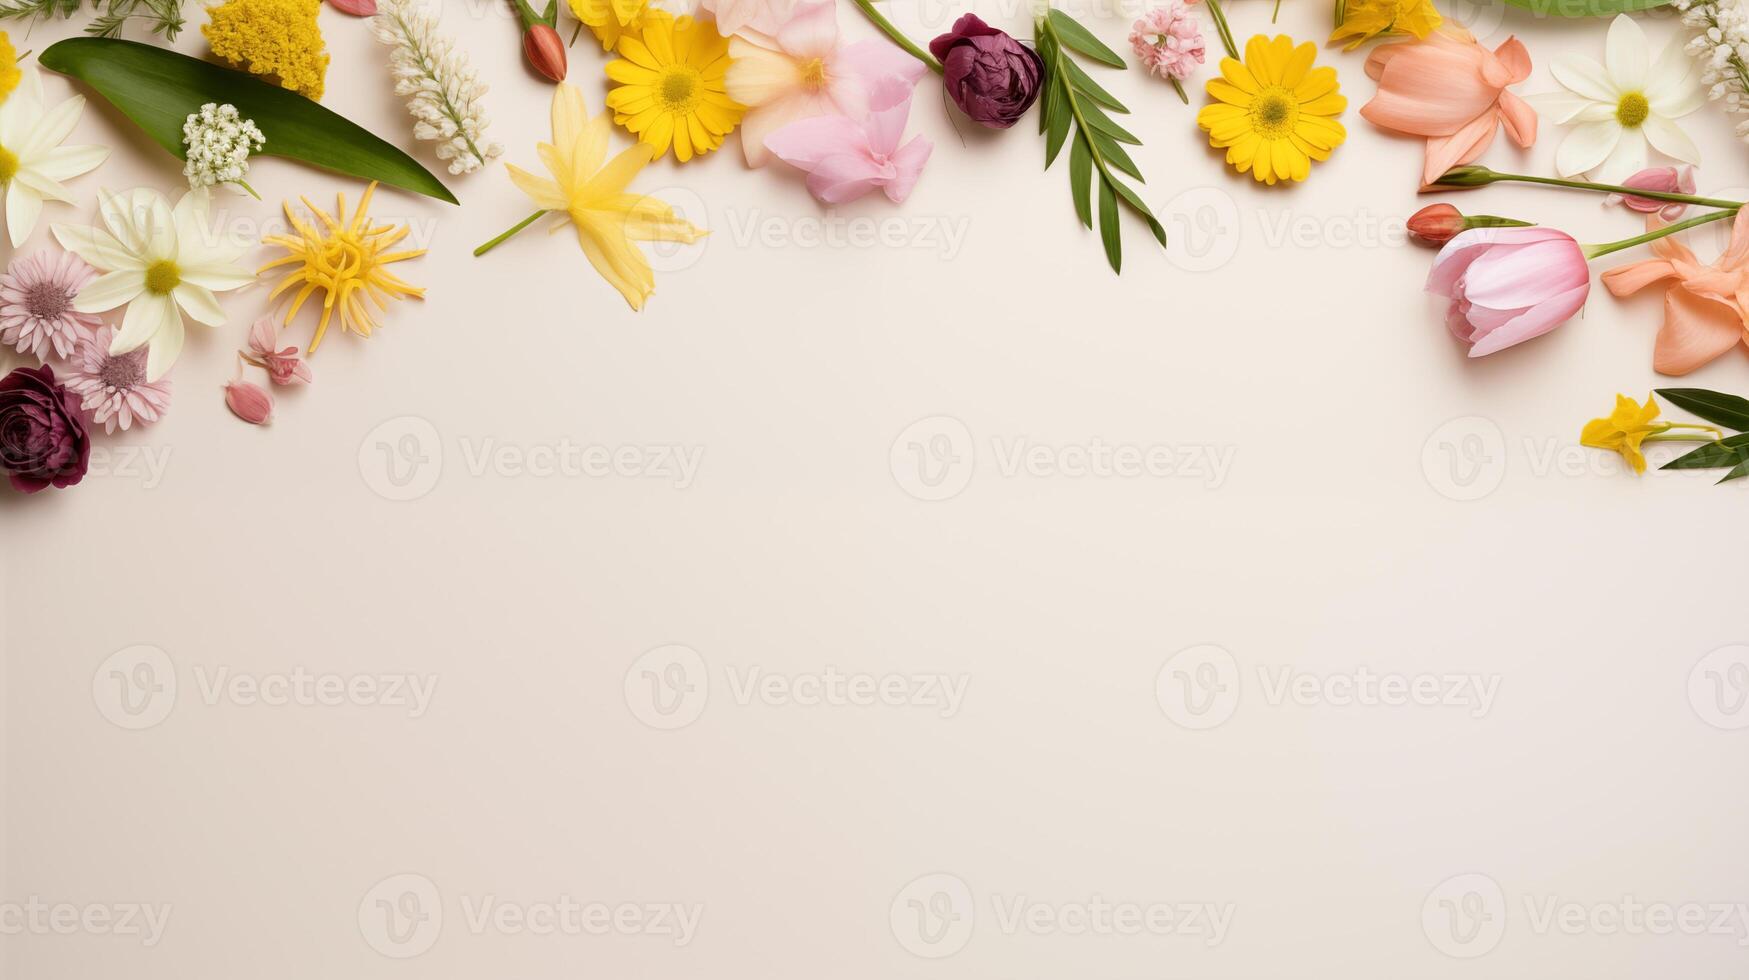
[
  {"xmin": 0, "ymin": 66, "xmax": 109, "ymax": 247},
  {"xmin": 1534, "ymin": 15, "xmax": 1706, "ymax": 182},
  {"xmin": 50, "ymin": 188, "xmax": 255, "ymax": 382}
]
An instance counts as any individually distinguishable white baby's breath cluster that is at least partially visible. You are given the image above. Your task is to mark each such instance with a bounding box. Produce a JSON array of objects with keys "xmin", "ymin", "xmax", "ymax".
[
  {"xmin": 1675, "ymin": 0, "xmax": 1749, "ymax": 141},
  {"xmin": 370, "ymin": 0, "xmax": 503, "ymax": 175},
  {"xmin": 182, "ymin": 103, "xmax": 265, "ymax": 190}
]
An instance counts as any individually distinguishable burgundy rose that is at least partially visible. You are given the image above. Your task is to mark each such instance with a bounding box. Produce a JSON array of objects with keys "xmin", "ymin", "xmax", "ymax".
[
  {"xmin": 0, "ymin": 365, "xmax": 90, "ymax": 493},
  {"xmin": 929, "ymin": 14, "xmax": 1044, "ymax": 129}
]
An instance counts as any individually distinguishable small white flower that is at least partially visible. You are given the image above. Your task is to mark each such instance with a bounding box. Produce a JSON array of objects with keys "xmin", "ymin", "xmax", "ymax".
[
  {"xmin": 182, "ymin": 103, "xmax": 266, "ymax": 191},
  {"xmin": 50, "ymin": 188, "xmax": 255, "ymax": 382},
  {"xmin": 0, "ymin": 67, "xmax": 109, "ymax": 247},
  {"xmin": 1532, "ymin": 14, "xmax": 1706, "ymax": 180}
]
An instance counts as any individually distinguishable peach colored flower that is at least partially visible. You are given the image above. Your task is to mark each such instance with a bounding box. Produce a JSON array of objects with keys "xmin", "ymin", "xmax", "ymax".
[
  {"xmin": 1361, "ymin": 26, "xmax": 1536, "ymax": 187},
  {"xmin": 1602, "ymin": 208, "xmax": 1749, "ymax": 376}
]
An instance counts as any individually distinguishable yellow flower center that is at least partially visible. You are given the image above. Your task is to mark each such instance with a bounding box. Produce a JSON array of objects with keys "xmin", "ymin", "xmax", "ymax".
[
  {"xmin": 1250, "ymin": 86, "xmax": 1300, "ymax": 139},
  {"xmin": 659, "ymin": 67, "xmax": 700, "ymax": 111},
  {"xmin": 145, "ymin": 259, "xmax": 181, "ymax": 295},
  {"xmin": 799, "ymin": 57, "xmax": 827, "ymax": 90},
  {"xmin": 1616, "ymin": 91, "xmax": 1650, "ymax": 128},
  {"xmin": 0, "ymin": 144, "xmax": 18, "ymax": 184}
]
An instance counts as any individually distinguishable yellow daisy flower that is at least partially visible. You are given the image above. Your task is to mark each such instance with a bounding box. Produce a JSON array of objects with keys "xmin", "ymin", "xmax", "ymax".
[
  {"xmin": 1197, "ymin": 35, "xmax": 1346, "ymax": 186},
  {"xmin": 569, "ymin": 0, "xmax": 649, "ymax": 51},
  {"xmin": 0, "ymin": 32, "xmax": 20, "ymax": 103},
  {"xmin": 605, "ymin": 11, "xmax": 743, "ymax": 163},
  {"xmin": 501, "ymin": 83, "xmax": 706, "ymax": 310},
  {"xmin": 1330, "ymin": 0, "xmax": 1442, "ymax": 50}
]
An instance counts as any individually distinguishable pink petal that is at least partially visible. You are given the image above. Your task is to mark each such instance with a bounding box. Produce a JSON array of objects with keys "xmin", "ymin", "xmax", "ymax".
[
  {"xmin": 1654, "ymin": 286, "xmax": 1747, "ymax": 374},
  {"xmin": 777, "ymin": 0, "xmax": 838, "ymax": 58},
  {"xmin": 804, "ymin": 153, "xmax": 891, "ymax": 203},
  {"xmin": 1467, "ymin": 283, "xmax": 1589, "ymax": 356},
  {"xmin": 765, "ymin": 113, "xmax": 870, "ymax": 169},
  {"xmin": 882, "ymin": 135, "xmax": 932, "ymax": 203},
  {"xmin": 1420, "ymin": 111, "xmax": 1498, "ymax": 187},
  {"xmin": 1461, "ymin": 238, "xmax": 1589, "ymax": 309}
]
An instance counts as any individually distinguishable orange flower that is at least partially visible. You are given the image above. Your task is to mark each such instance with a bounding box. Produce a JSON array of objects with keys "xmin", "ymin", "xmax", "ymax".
[
  {"xmin": 1360, "ymin": 26, "xmax": 1536, "ymax": 187},
  {"xmin": 1602, "ymin": 208, "xmax": 1749, "ymax": 376}
]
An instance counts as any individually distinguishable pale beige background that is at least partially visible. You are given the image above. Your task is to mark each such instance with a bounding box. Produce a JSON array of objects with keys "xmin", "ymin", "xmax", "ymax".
[{"xmin": 3, "ymin": 0, "xmax": 1748, "ymax": 975}]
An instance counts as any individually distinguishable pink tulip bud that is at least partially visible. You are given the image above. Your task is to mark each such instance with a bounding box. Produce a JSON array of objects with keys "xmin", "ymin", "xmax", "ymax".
[
  {"xmin": 225, "ymin": 379, "xmax": 274, "ymax": 425},
  {"xmin": 523, "ymin": 23, "xmax": 567, "ymax": 82},
  {"xmin": 1607, "ymin": 166, "xmax": 1696, "ymax": 220}
]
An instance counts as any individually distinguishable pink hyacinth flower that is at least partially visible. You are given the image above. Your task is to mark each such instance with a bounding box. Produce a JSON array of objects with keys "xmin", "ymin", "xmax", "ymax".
[
  {"xmin": 1129, "ymin": 2, "xmax": 1205, "ymax": 82},
  {"xmin": 1428, "ymin": 226, "xmax": 1592, "ymax": 357},
  {"xmin": 764, "ymin": 76, "xmax": 932, "ymax": 205},
  {"xmin": 245, "ymin": 316, "xmax": 312, "ymax": 386},
  {"xmin": 1605, "ymin": 166, "xmax": 1697, "ymax": 221}
]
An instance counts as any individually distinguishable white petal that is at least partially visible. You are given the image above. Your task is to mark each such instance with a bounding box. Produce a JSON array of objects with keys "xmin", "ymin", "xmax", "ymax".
[
  {"xmin": 1593, "ymin": 125, "xmax": 1648, "ymax": 183},
  {"xmin": 172, "ymin": 281, "xmax": 225, "ymax": 326},
  {"xmin": 5, "ymin": 180, "xmax": 39, "ymax": 247},
  {"xmin": 52, "ymin": 221, "xmax": 144, "ymax": 272},
  {"xmin": 1643, "ymin": 114, "xmax": 1701, "ymax": 164},
  {"xmin": 15, "ymin": 167, "xmax": 73, "ymax": 204},
  {"xmin": 141, "ymin": 192, "xmax": 177, "ymax": 263},
  {"xmin": 110, "ymin": 291, "xmax": 168, "ymax": 353},
  {"xmin": 1528, "ymin": 92, "xmax": 1614, "ymax": 125},
  {"xmin": 76, "ymin": 269, "xmax": 146, "ymax": 313},
  {"xmin": 1647, "ymin": 35, "xmax": 1704, "ymax": 117},
  {"xmin": 1551, "ymin": 55, "xmax": 1617, "ymax": 103},
  {"xmin": 143, "ymin": 303, "xmax": 184, "ymax": 383},
  {"xmin": 32, "ymin": 144, "xmax": 106, "ymax": 183},
  {"xmin": 1604, "ymin": 14, "xmax": 1648, "ymax": 91},
  {"xmin": 100, "ymin": 187, "xmax": 165, "ymax": 253},
  {"xmin": 21, "ymin": 94, "xmax": 83, "ymax": 159},
  {"xmin": 1556, "ymin": 119, "xmax": 1622, "ymax": 177},
  {"xmin": 178, "ymin": 259, "xmax": 256, "ymax": 292}
]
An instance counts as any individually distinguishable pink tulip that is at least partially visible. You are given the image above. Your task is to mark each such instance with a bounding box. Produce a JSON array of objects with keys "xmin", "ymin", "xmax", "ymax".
[
  {"xmin": 1606, "ymin": 166, "xmax": 1697, "ymax": 221},
  {"xmin": 1428, "ymin": 226, "xmax": 1591, "ymax": 357},
  {"xmin": 1362, "ymin": 26, "xmax": 1537, "ymax": 188}
]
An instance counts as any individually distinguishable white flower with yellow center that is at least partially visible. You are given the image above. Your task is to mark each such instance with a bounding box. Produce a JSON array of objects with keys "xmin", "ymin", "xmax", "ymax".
[
  {"xmin": 0, "ymin": 66, "xmax": 108, "ymax": 247},
  {"xmin": 51, "ymin": 188, "xmax": 254, "ymax": 382},
  {"xmin": 1534, "ymin": 14, "xmax": 1705, "ymax": 182}
]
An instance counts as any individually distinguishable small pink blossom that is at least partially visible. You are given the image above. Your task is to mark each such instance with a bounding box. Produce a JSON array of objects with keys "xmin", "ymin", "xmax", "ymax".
[
  {"xmin": 764, "ymin": 76, "xmax": 932, "ymax": 205},
  {"xmin": 0, "ymin": 250, "xmax": 102, "ymax": 362},
  {"xmin": 1606, "ymin": 166, "xmax": 1697, "ymax": 221},
  {"xmin": 1129, "ymin": 2, "xmax": 1205, "ymax": 82},
  {"xmin": 61, "ymin": 326, "xmax": 172, "ymax": 434},
  {"xmin": 244, "ymin": 316, "xmax": 312, "ymax": 386}
]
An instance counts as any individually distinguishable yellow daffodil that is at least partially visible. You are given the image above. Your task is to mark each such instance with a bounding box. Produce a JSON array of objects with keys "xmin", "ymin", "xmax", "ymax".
[
  {"xmin": 1197, "ymin": 34, "xmax": 1345, "ymax": 185},
  {"xmin": 1578, "ymin": 392, "xmax": 1729, "ymax": 474},
  {"xmin": 1329, "ymin": 0, "xmax": 1441, "ymax": 50},
  {"xmin": 569, "ymin": 0, "xmax": 649, "ymax": 51},
  {"xmin": 605, "ymin": 10, "xmax": 742, "ymax": 163},
  {"xmin": 258, "ymin": 183, "xmax": 426, "ymax": 353},
  {"xmin": 483, "ymin": 82, "xmax": 705, "ymax": 311}
]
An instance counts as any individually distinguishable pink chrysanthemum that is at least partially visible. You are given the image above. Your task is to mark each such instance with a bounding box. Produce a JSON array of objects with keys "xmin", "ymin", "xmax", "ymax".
[
  {"xmin": 1130, "ymin": 2, "xmax": 1206, "ymax": 82},
  {"xmin": 0, "ymin": 250, "xmax": 102, "ymax": 362},
  {"xmin": 62, "ymin": 326, "xmax": 173, "ymax": 433}
]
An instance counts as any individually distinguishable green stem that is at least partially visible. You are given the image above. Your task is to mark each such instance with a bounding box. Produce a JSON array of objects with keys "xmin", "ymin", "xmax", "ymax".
[
  {"xmin": 1204, "ymin": 0, "xmax": 1239, "ymax": 59},
  {"xmin": 1493, "ymin": 172, "xmax": 1741, "ymax": 210},
  {"xmin": 236, "ymin": 178, "xmax": 260, "ymax": 201},
  {"xmin": 1643, "ymin": 422, "xmax": 1725, "ymax": 442},
  {"xmin": 846, "ymin": 0, "xmax": 942, "ymax": 74},
  {"xmin": 1464, "ymin": 214, "xmax": 1533, "ymax": 229},
  {"xmin": 1169, "ymin": 76, "xmax": 1188, "ymax": 104},
  {"xmin": 1582, "ymin": 208, "xmax": 1737, "ymax": 260},
  {"xmin": 474, "ymin": 209, "xmax": 548, "ymax": 257}
]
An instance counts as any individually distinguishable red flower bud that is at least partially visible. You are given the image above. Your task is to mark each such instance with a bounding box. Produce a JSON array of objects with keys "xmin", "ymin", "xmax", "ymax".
[
  {"xmin": 523, "ymin": 23, "xmax": 567, "ymax": 82},
  {"xmin": 1407, "ymin": 203, "xmax": 1466, "ymax": 246}
]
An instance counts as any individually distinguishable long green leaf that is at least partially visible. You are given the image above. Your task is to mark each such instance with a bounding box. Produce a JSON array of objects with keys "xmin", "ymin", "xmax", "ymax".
[
  {"xmin": 1720, "ymin": 457, "xmax": 1749, "ymax": 483},
  {"xmin": 1069, "ymin": 134, "xmax": 1092, "ymax": 230},
  {"xmin": 1654, "ymin": 388, "xmax": 1749, "ymax": 431},
  {"xmin": 1109, "ymin": 180, "xmax": 1166, "ymax": 248},
  {"xmin": 1079, "ymin": 100, "xmax": 1140, "ymax": 145},
  {"xmin": 1043, "ymin": 80, "xmax": 1071, "ymax": 167},
  {"xmin": 1662, "ymin": 433, "xmax": 1749, "ymax": 470},
  {"xmin": 1097, "ymin": 178, "xmax": 1119, "ymax": 273},
  {"xmin": 1090, "ymin": 131, "xmax": 1143, "ymax": 182},
  {"xmin": 1047, "ymin": 10, "xmax": 1124, "ymax": 68},
  {"xmin": 1060, "ymin": 57, "xmax": 1127, "ymax": 113},
  {"xmin": 1502, "ymin": 0, "xmax": 1670, "ymax": 15},
  {"xmin": 40, "ymin": 37, "xmax": 457, "ymax": 203}
]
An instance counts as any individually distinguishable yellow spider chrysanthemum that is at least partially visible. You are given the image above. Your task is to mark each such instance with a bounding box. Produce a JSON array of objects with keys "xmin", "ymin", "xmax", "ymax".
[
  {"xmin": 1329, "ymin": 0, "xmax": 1442, "ymax": 50},
  {"xmin": 569, "ymin": 0, "xmax": 649, "ymax": 51},
  {"xmin": 1197, "ymin": 35, "xmax": 1346, "ymax": 186},
  {"xmin": 0, "ymin": 32, "xmax": 20, "ymax": 103},
  {"xmin": 604, "ymin": 10, "xmax": 743, "ymax": 163},
  {"xmin": 258, "ymin": 182, "xmax": 426, "ymax": 353},
  {"xmin": 502, "ymin": 82, "xmax": 705, "ymax": 310}
]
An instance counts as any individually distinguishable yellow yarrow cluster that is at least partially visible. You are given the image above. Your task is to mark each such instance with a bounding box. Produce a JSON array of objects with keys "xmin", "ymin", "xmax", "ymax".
[
  {"xmin": 0, "ymin": 32, "xmax": 20, "ymax": 103},
  {"xmin": 203, "ymin": 0, "xmax": 329, "ymax": 101}
]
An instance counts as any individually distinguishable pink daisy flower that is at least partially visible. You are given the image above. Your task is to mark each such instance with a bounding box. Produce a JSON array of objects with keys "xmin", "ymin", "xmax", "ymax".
[
  {"xmin": 62, "ymin": 326, "xmax": 173, "ymax": 433},
  {"xmin": 1130, "ymin": 2, "xmax": 1206, "ymax": 82},
  {"xmin": 0, "ymin": 250, "xmax": 102, "ymax": 362}
]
